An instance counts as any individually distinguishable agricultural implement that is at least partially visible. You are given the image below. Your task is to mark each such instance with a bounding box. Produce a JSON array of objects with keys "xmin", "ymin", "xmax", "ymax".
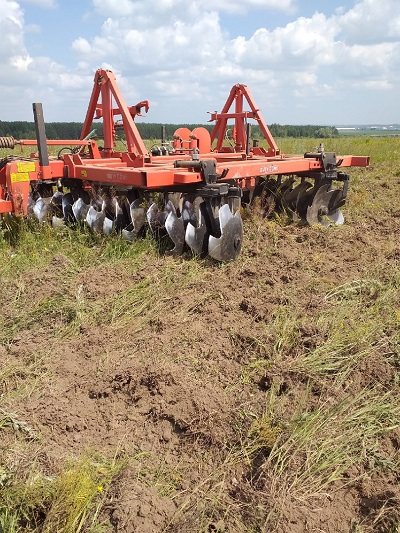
[{"xmin": 0, "ymin": 69, "xmax": 369, "ymax": 261}]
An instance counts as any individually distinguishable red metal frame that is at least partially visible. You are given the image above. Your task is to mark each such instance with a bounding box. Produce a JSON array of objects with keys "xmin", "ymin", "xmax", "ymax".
[
  {"xmin": 0, "ymin": 69, "xmax": 370, "ymax": 216},
  {"xmin": 80, "ymin": 70, "xmax": 148, "ymax": 159},
  {"xmin": 209, "ymin": 84, "xmax": 279, "ymax": 157}
]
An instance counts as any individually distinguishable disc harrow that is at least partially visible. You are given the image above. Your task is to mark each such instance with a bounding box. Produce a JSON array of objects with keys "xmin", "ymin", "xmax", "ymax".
[{"xmin": 0, "ymin": 69, "xmax": 369, "ymax": 261}]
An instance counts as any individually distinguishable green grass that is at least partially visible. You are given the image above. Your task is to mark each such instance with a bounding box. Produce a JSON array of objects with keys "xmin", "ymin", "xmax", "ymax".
[
  {"xmin": 0, "ymin": 354, "xmax": 48, "ymax": 403},
  {"xmin": 292, "ymin": 277, "xmax": 399, "ymax": 383},
  {"xmin": 264, "ymin": 387, "xmax": 399, "ymax": 494},
  {"xmin": 0, "ymin": 454, "xmax": 122, "ymax": 533},
  {"xmin": 276, "ymin": 135, "xmax": 400, "ymax": 165}
]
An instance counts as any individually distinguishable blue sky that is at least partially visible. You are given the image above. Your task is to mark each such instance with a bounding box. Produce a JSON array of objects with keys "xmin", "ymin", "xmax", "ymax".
[{"xmin": 1, "ymin": 0, "xmax": 399, "ymax": 125}]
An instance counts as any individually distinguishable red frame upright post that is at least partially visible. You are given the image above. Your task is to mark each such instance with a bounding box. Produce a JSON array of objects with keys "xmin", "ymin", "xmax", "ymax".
[
  {"xmin": 80, "ymin": 69, "xmax": 149, "ymax": 161},
  {"xmin": 209, "ymin": 84, "xmax": 280, "ymax": 157}
]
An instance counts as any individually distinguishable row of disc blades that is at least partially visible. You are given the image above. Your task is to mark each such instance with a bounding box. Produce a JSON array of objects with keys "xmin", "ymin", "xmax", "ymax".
[
  {"xmin": 28, "ymin": 190, "xmax": 244, "ymax": 262},
  {"xmin": 27, "ymin": 177, "xmax": 345, "ymax": 261},
  {"xmin": 262, "ymin": 178, "xmax": 345, "ymax": 226}
]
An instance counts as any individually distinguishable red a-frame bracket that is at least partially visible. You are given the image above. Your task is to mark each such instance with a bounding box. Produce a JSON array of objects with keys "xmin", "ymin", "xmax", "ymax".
[
  {"xmin": 209, "ymin": 84, "xmax": 280, "ymax": 157},
  {"xmin": 80, "ymin": 69, "xmax": 149, "ymax": 159}
]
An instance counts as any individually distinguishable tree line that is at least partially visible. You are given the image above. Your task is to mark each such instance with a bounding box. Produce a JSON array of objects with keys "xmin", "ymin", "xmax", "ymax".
[{"xmin": 0, "ymin": 121, "xmax": 339, "ymax": 141}]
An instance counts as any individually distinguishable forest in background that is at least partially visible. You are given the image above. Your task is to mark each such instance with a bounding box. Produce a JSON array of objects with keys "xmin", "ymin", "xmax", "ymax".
[{"xmin": 0, "ymin": 121, "xmax": 339, "ymax": 141}]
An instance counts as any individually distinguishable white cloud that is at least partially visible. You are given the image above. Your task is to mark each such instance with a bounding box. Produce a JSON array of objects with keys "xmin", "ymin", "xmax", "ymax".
[
  {"xmin": 19, "ymin": 0, "xmax": 56, "ymax": 7},
  {"xmin": 91, "ymin": 0, "xmax": 135, "ymax": 17},
  {"xmin": 0, "ymin": 0, "xmax": 23, "ymax": 27},
  {"xmin": 229, "ymin": 13, "xmax": 338, "ymax": 70},
  {"xmin": 10, "ymin": 54, "xmax": 33, "ymax": 70},
  {"xmin": 90, "ymin": 0, "xmax": 296, "ymax": 18},
  {"xmin": 0, "ymin": 0, "xmax": 400, "ymax": 124},
  {"xmin": 0, "ymin": 0, "xmax": 26, "ymax": 62},
  {"xmin": 72, "ymin": 8, "xmax": 226, "ymax": 72},
  {"xmin": 194, "ymin": 0, "xmax": 296, "ymax": 14},
  {"xmin": 336, "ymin": 0, "xmax": 400, "ymax": 44},
  {"xmin": 71, "ymin": 37, "xmax": 92, "ymax": 56},
  {"xmin": 44, "ymin": 0, "xmax": 400, "ymax": 123},
  {"xmin": 0, "ymin": 2, "xmax": 91, "ymax": 120}
]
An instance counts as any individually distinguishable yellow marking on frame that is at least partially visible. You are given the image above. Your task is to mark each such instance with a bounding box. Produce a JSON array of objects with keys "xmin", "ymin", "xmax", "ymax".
[
  {"xmin": 10, "ymin": 172, "xmax": 30, "ymax": 183},
  {"xmin": 81, "ymin": 170, "xmax": 88, "ymax": 178},
  {"xmin": 17, "ymin": 162, "xmax": 36, "ymax": 173}
]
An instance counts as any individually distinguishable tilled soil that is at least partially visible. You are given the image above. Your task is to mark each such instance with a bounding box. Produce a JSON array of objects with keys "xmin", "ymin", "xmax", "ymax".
[{"xmin": 1, "ymin": 165, "xmax": 400, "ymax": 532}]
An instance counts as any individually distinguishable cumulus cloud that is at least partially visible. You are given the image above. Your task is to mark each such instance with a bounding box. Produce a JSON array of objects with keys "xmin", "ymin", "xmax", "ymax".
[
  {"xmin": 72, "ymin": 7, "xmax": 226, "ymax": 74},
  {"xmin": 90, "ymin": 0, "xmax": 296, "ymax": 17},
  {"xmin": 0, "ymin": 0, "xmax": 27, "ymax": 64},
  {"xmin": 0, "ymin": 0, "xmax": 399, "ymax": 123},
  {"xmin": 0, "ymin": 0, "xmax": 91, "ymax": 119},
  {"xmin": 229, "ymin": 13, "xmax": 338, "ymax": 70},
  {"xmin": 19, "ymin": 0, "xmax": 56, "ymax": 7},
  {"xmin": 186, "ymin": 0, "xmax": 296, "ymax": 14},
  {"xmin": 91, "ymin": 0, "xmax": 135, "ymax": 17},
  {"xmin": 336, "ymin": 0, "xmax": 400, "ymax": 44},
  {"xmin": 9, "ymin": 54, "xmax": 33, "ymax": 70},
  {"xmin": 68, "ymin": 0, "xmax": 400, "ymax": 120}
]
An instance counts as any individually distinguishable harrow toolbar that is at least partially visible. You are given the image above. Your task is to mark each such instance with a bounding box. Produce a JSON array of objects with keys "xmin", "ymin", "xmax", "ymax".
[{"xmin": 0, "ymin": 69, "xmax": 369, "ymax": 261}]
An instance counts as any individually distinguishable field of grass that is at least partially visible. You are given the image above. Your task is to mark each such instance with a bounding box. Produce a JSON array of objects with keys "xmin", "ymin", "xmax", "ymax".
[
  {"xmin": 337, "ymin": 130, "xmax": 400, "ymax": 137},
  {"xmin": 0, "ymin": 136, "xmax": 399, "ymax": 532}
]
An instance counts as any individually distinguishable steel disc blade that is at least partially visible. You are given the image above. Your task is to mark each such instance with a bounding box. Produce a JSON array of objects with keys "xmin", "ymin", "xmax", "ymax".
[
  {"xmin": 184, "ymin": 200, "xmax": 207, "ymax": 255},
  {"xmin": 283, "ymin": 181, "xmax": 312, "ymax": 213},
  {"xmin": 165, "ymin": 209, "xmax": 185, "ymax": 256},
  {"xmin": 208, "ymin": 205, "xmax": 243, "ymax": 262},
  {"xmin": 308, "ymin": 211, "xmax": 330, "ymax": 227},
  {"xmin": 129, "ymin": 199, "xmax": 146, "ymax": 235},
  {"xmin": 327, "ymin": 189, "xmax": 344, "ymax": 213},
  {"xmin": 33, "ymin": 197, "xmax": 49, "ymax": 223},
  {"xmin": 146, "ymin": 203, "xmax": 167, "ymax": 234},
  {"xmin": 80, "ymin": 190, "xmax": 91, "ymax": 204},
  {"xmin": 276, "ymin": 177, "xmax": 295, "ymax": 207},
  {"xmin": 72, "ymin": 197, "xmax": 90, "ymax": 222},
  {"xmin": 51, "ymin": 190, "xmax": 63, "ymax": 206},
  {"xmin": 52, "ymin": 215, "xmax": 65, "ymax": 229},
  {"xmin": 182, "ymin": 200, "xmax": 197, "ymax": 226},
  {"xmin": 185, "ymin": 222, "xmax": 207, "ymax": 255},
  {"xmin": 218, "ymin": 202, "xmax": 233, "ymax": 231},
  {"xmin": 121, "ymin": 229, "xmax": 136, "ymax": 242},
  {"xmin": 103, "ymin": 216, "xmax": 114, "ymax": 235},
  {"xmin": 112, "ymin": 198, "xmax": 129, "ymax": 232},
  {"xmin": 62, "ymin": 192, "xmax": 75, "ymax": 223},
  {"xmin": 102, "ymin": 197, "xmax": 116, "ymax": 220},
  {"xmin": 131, "ymin": 198, "xmax": 141, "ymax": 209},
  {"xmin": 327, "ymin": 208, "xmax": 344, "ymax": 225},
  {"xmin": 307, "ymin": 184, "xmax": 339, "ymax": 226},
  {"xmin": 146, "ymin": 203, "xmax": 158, "ymax": 232},
  {"xmin": 114, "ymin": 212, "xmax": 129, "ymax": 232},
  {"xmin": 49, "ymin": 191, "xmax": 63, "ymax": 217},
  {"xmin": 102, "ymin": 196, "xmax": 122, "ymax": 235},
  {"xmin": 294, "ymin": 181, "xmax": 313, "ymax": 221},
  {"xmin": 86, "ymin": 206, "xmax": 105, "ymax": 233},
  {"xmin": 91, "ymin": 196, "xmax": 103, "ymax": 211}
]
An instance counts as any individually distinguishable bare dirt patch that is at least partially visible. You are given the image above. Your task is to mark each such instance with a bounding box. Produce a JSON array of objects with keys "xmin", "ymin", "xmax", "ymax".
[{"xmin": 1, "ymin": 164, "xmax": 400, "ymax": 532}]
